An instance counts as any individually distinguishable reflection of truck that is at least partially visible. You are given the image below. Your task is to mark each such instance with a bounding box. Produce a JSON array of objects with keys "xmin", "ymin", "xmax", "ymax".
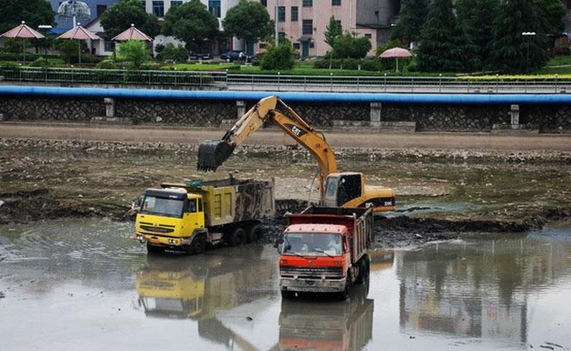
[
  {"xmin": 278, "ymin": 206, "xmax": 374, "ymax": 299},
  {"xmin": 279, "ymin": 285, "xmax": 374, "ymax": 351},
  {"xmin": 134, "ymin": 176, "xmax": 275, "ymax": 254},
  {"xmin": 197, "ymin": 96, "xmax": 395, "ymax": 212}
]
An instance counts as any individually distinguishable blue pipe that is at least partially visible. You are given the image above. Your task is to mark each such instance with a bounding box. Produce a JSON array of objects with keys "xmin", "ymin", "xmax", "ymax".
[{"xmin": 1, "ymin": 85, "xmax": 571, "ymax": 104}]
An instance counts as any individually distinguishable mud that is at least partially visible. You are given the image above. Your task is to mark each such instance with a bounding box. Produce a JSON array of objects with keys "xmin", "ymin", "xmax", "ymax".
[{"xmin": 1, "ymin": 135, "xmax": 571, "ymax": 249}]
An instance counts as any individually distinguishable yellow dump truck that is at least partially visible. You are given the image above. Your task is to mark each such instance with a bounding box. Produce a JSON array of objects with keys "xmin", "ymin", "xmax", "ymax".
[{"xmin": 134, "ymin": 176, "xmax": 275, "ymax": 254}]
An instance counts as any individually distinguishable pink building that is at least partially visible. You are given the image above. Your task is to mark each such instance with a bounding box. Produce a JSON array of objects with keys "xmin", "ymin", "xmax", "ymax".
[{"xmin": 257, "ymin": 0, "xmax": 378, "ymax": 57}]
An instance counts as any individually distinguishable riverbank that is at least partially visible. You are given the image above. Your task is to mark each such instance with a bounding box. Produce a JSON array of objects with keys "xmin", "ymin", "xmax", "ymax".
[{"xmin": 1, "ymin": 131, "xmax": 570, "ymax": 248}]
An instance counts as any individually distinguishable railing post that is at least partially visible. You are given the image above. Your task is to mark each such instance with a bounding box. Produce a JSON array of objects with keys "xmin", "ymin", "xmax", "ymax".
[
  {"xmin": 496, "ymin": 74, "xmax": 499, "ymax": 93},
  {"xmin": 357, "ymin": 76, "xmax": 360, "ymax": 92},
  {"xmin": 123, "ymin": 67, "xmax": 126, "ymax": 84},
  {"xmin": 304, "ymin": 75, "xmax": 307, "ymax": 92},
  {"xmin": 439, "ymin": 73, "xmax": 442, "ymax": 93},
  {"xmin": 555, "ymin": 74, "xmax": 558, "ymax": 93},
  {"xmin": 71, "ymin": 65, "xmax": 74, "ymax": 84},
  {"xmin": 384, "ymin": 73, "xmax": 387, "ymax": 93},
  {"xmin": 149, "ymin": 71, "xmax": 152, "ymax": 85},
  {"xmin": 19, "ymin": 64, "xmax": 22, "ymax": 82},
  {"xmin": 411, "ymin": 77, "xmax": 414, "ymax": 93},
  {"xmin": 278, "ymin": 72, "xmax": 281, "ymax": 91},
  {"xmin": 525, "ymin": 78, "xmax": 527, "ymax": 93},
  {"xmin": 174, "ymin": 68, "xmax": 177, "ymax": 85},
  {"xmin": 330, "ymin": 72, "xmax": 333, "ymax": 92}
]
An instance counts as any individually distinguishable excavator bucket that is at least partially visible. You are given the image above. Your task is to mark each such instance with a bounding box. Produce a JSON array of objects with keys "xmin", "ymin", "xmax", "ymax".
[{"xmin": 197, "ymin": 140, "xmax": 236, "ymax": 172}]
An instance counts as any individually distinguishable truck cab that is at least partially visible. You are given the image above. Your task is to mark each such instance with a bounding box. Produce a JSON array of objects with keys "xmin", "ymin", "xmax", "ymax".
[
  {"xmin": 135, "ymin": 187, "xmax": 205, "ymax": 252},
  {"xmin": 323, "ymin": 172, "xmax": 396, "ymax": 212},
  {"xmin": 279, "ymin": 224, "xmax": 351, "ymax": 297}
]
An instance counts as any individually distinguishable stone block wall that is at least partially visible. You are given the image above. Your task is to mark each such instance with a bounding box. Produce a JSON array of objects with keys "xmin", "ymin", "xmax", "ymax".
[{"xmin": 0, "ymin": 95, "xmax": 570, "ymax": 132}]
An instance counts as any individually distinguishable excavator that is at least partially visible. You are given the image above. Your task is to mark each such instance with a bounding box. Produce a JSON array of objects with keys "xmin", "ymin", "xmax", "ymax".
[{"xmin": 197, "ymin": 96, "xmax": 395, "ymax": 212}]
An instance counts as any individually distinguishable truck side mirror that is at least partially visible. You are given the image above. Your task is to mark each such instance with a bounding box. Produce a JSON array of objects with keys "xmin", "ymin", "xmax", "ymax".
[{"xmin": 274, "ymin": 237, "xmax": 284, "ymax": 249}]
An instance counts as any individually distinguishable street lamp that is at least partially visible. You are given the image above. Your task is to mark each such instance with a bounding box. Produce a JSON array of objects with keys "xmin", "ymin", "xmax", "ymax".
[
  {"xmin": 522, "ymin": 32, "xmax": 536, "ymax": 74},
  {"xmin": 38, "ymin": 25, "xmax": 52, "ymax": 67}
]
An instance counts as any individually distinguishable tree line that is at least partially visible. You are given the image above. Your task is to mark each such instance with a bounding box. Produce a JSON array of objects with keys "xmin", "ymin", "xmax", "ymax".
[{"xmin": 391, "ymin": 0, "xmax": 566, "ymax": 73}]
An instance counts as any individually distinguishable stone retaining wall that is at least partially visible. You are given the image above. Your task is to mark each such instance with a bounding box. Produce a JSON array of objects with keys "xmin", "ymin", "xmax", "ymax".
[{"xmin": 1, "ymin": 95, "xmax": 570, "ymax": 132}]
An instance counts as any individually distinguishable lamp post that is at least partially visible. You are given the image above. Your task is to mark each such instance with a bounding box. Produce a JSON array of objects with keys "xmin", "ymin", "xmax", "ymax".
[
  {"xmin": 38, "ymin": 25, "xmax": 52, "ymax": 67},
  {"xmin": 522, "ymin": 32, "xmax": 536, "ymax": 74}
]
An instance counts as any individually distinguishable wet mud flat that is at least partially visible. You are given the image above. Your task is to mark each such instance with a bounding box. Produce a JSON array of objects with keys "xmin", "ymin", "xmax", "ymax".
[{"xmin": 1, "ymin": 137, "xmax": 571, "ymax": 248}]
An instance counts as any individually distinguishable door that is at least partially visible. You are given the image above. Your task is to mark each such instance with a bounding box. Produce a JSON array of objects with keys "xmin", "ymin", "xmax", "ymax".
[{"xmin": 302, "ymin": 42, "xmax": 309, "ymax": 57}]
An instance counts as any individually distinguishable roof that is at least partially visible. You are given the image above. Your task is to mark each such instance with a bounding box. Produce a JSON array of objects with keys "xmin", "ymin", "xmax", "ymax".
[
  {"xmin": 57, "ymin": 26, "xmax": 101, "ymax": 40},
  {"xmin": 0, "ymin": 22, "xmax": 45, "ymax": 39},
  {"xmin": 285, "ymin": 224, "xmax": 347, "ymax": 234},
  {"xmin": 112, "ymin": 25, "xmax": 153, "ymax": 41}
]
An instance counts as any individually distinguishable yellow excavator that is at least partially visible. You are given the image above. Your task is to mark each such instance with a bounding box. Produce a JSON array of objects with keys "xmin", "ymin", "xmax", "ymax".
[{"xmin": 197, "ymin": 96, "xmax": 395, "ymax": 212}]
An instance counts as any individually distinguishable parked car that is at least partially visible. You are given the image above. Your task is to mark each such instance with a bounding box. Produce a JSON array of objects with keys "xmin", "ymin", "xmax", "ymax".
[
  {"xmin": 220, "ymin": 50, "xmax": 244, "ymax": 62},
  {"xmin": 189, "ymin": 52, "xmax": 212, "ymax": 61}
]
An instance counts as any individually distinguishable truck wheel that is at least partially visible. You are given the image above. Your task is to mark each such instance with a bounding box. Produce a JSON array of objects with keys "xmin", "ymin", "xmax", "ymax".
[
  {"xmin": 189, "ymin": 236, "xmax": 205, "ymax": 255},
  {"xmin": 355, "ymin": 255, "xmax": 370, "ymax": 285},
  {"xmin": 229, "ymin": 228, "xmax": 245, "ymax": 246},
  {"xmin": 246, "ymin": 224, "xmax": 262, "ymax": 243},
  {"xmin": 338, "ymin": 273, "xmax": 353, "ymax": 301},
  {"xmin": 281, "ymin": 290, "xmax": 294, "ymax": 299},
  {"xmin": 146, "ymin": 242, "xmax": 164, "ymax": 255}
]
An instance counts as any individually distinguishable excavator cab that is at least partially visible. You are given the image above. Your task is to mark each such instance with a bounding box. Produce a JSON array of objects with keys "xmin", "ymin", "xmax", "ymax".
[
  {"xmin": 323, "ymin": 173, "xmax": 363, "ymax": 208},
  {"xmin": 323, "ymin": 173, "xmax": 396, "ymax": 212}
]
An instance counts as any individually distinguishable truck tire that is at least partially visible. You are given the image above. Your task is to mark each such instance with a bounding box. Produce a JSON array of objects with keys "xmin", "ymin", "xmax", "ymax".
[
  {"xmin": 188, "ymin": 235, "xmax": 205, "ymax": 255},
  {"xmin": 146, "ymin": 242, "xmax": 164, "ymax": 255},
  {"xmin": 338, "ymin": 272, "xmax": 353, "ymax": 301},
  {"xmin": 281, "ymin": 290, "xmax": 295, "ymax": 299},
  {"xmin": 229, "ymin": 228, "xmax": 245, "ymax": 246},
  {"xmin": 246, "ymin": 224, "xmax": 262, "ymax": 243},
  {"xmin": 355, "ymin": 255, "xmax": 370, "ymax": 285}
]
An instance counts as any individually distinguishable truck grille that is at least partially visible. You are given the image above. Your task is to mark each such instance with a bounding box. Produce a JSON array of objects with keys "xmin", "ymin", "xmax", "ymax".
[
  {"xmin": 280, "ymin": 266, "xmax": 342, "ymax": 277},
  {"xmin": 140, "ymin": 225, "xmax": 174, "ymax": 234}
]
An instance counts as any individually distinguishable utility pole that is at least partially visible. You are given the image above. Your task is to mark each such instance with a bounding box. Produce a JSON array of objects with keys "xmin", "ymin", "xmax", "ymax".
[{"xmin": 275, "ymin": 0, "xmax": 280, "ymax": 46}]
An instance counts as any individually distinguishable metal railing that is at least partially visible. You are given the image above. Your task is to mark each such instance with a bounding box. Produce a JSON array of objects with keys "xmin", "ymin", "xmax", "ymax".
[{"xmin": 1, "ymin": 66, "xmax": 569, "ymax": 94}]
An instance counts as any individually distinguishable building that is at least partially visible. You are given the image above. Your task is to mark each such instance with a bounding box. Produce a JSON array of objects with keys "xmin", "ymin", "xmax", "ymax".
[{"xmin": 259, "ymin": 0, "xmax": 400, "ymax": 57}]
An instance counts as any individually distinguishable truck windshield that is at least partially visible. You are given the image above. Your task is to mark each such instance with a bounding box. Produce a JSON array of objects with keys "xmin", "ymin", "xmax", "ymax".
[
  {"xmin": 282, "ymin": 233, "xmax": 342, "ymax": 256},
  {"xmin": 141, "ymin": 196, "xmax": 184, "ymax": 218}
]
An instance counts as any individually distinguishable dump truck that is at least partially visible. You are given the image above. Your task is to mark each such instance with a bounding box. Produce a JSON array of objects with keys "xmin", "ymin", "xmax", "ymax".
[
  {"xmin": 278, "ymin": 206, "xmax": 374, "ymax": 300},
  {"xmin": 197, "ymin": 96, "xmax": 395, "ymax": 213},
  {"xmin": 134, "ymin": 176, "xmax": 275, "ymax": 254}
]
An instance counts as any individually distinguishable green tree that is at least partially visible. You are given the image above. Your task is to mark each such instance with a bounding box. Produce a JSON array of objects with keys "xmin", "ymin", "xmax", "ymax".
[
  {"xmin": 456, "ymin": 0, "xmax": 500, "ymax": 71},
  {"xmin": 390, "ymin": 0, "xmax": 429, "ymax": 44},
  {"xmin": 535, "ymin": 0, "xmax": 566, "ymax": 36},
  {"xmin": 416, "ymin": 0, "xmax": 468, "ymax": 72},
  {"xmin": 261, "ymin": 43, "xmax": 295, "ymax": 70},
  {"xmin": 118, "ymin": 40, "xmax": 151, "ymax": 69},
  {"xmin": 489, "ymin": 0, "xmax": 549, "ymax": 73},
  {"xmin": 333, "ymin": 32, "xmax": 371, "ymax": 60},
  {"xmin": 55, "ymin": 40, "xmax": 87, "ymax": 64},
  {"xmin": 162, "ymin": 1, "xmax": 219, "ymax": 52},
  {"xmin": 100, "ymin": 0, "xmax": 160, "ymax": 40},
  {"xmin": 222, "ymin": 1, "xmax": 273, "ymax": 55},
  {"xmin": 159, "ymin": 43, "xmax": 188, "ymax": 62},
  {"xmin": 324, "ymin": 16, "xmax": 343, "ymax": 48},
  {"xmin": 0, "ymin": 0, "xmax": 54, "ymax": 34}
]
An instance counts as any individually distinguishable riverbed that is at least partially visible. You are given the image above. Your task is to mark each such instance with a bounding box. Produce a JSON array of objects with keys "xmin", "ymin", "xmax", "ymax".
[{"xmin": 1, "ymin": 219, "xmax": 570, "ymax": 350}]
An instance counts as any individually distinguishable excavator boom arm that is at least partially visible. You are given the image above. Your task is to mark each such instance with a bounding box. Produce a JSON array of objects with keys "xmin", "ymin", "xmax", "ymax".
[{"xmin": 197, "ymin": 96, "xmax": 337, "ymax": 192}]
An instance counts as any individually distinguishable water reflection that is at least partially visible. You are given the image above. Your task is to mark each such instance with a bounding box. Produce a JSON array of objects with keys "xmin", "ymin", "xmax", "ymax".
[
  {"xmin": 397, "ymin": 234, "xmax": 571, "ymax": 347},
  {"xmin": 135, "ymin": 246, "xmax": 276, "ymax": 349}
]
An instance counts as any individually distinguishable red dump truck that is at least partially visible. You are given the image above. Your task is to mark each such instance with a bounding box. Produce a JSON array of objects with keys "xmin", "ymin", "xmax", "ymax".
[{"xmin": 278, "ymin": 206, "xmax": 374, "ymax": 300}]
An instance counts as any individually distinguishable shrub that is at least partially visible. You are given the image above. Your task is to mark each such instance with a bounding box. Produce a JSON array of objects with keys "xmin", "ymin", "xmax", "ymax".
[
  {"xmin": 360, "ymin": 58, "xmax": 381, "ymax": 71},
  {"xmin": 261, "ymin": 43, "xmax": 295, "ymax": 70},
  {"xmin": 160, "ymin": 43, "xmax": 188, "ymax": 62},
  {"xmin": 118, "ymin": 40, "xmax": 151, "ymax": 69},
  {"xmin": 96, "ymin": 60, "xmax": 117, "ymax": 69}
]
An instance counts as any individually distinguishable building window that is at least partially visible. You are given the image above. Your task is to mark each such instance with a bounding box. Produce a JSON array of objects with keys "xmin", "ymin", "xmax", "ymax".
[
  {"xmin": 303, "ymin": 0, "xmax": 312, "ymax": 7},
  {"xmin": 152, "ymin": 1, "xmax": 164, "ymax": 17},
  {"xmin": 141, "ymin": 1, "xmax": 146, "ymax": 10},
  {"xmin": 335, "ymin": 20, "xmax": 341, "ymax": 28},
  {"xmin": 104, "ymin": 41, "xmax": 116, "ymax": 53},
  {"xmin": 209, "ymin": 0, "xmax": 221, "ymax": 17},
  {"xmin": 278, "ymin": 6, "xmax": 286, "ymax": 22},
  {"xmin": 96, "ymin": 5, "xmax": 107, "ymax": 17},
  {"xmin": 302, "ymin": 19, "xmax": 313, "ymax": 35},
  {"xmin": 291, "ymin": 6, "xmax": 298, "ymax": 21},
  {"xmin": 364, "ymin": 33, "xmax": 372, "ymax": 39},
  {"xmin": 332, "ymin": 0, "xmax": 341, "ymax": 5},
  {"xmin": 261, "ymin": 0, "xmax": 267, "ymax": 6},
  {"xmin": 309, "ymin": 42, "xmax": 314, "ymax": 48},
  {"xmin": 171, "ymin": 0, "xmax": 182, "ymax": 7},
  {"xmin": 293, "ymin": 43, "xmax": 300, "ymax": 49}
]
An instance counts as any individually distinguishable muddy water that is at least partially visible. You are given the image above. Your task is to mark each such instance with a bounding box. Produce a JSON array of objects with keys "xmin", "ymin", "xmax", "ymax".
[{"xmin": 1, "ymin": 220, "xmax": 571, "ymax": 351}]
